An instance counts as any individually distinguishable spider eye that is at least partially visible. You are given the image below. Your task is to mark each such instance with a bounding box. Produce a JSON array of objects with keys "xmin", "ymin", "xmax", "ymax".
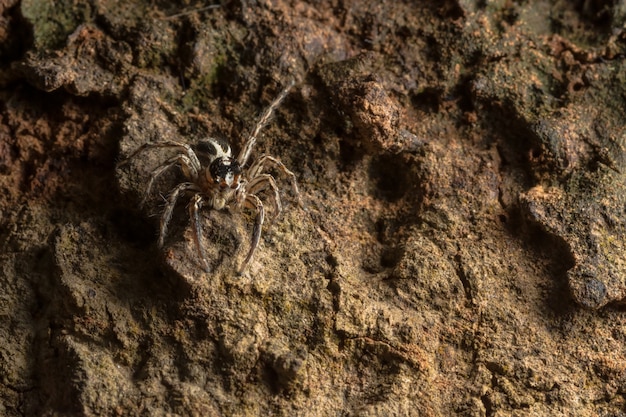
[{"xmin": 210, "ymin": 157, "xmax": 242, "ymax": 189}]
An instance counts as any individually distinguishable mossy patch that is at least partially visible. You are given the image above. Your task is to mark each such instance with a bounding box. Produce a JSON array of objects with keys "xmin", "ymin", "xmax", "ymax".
[{"xmin": 21, "ymin": 0, "xmax": 93, "ymax": 50}]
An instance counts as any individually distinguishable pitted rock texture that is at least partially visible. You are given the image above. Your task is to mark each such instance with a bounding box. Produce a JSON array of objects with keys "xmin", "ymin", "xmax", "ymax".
[{"xmin": 2, "ymin": 1, "xmax": 626, "ymax": 416}]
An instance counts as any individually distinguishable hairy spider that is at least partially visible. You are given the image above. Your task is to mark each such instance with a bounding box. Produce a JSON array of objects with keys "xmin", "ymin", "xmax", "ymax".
[{"xmin": 121, "ymin": 81, "xmax": 302, "ymax": 274}]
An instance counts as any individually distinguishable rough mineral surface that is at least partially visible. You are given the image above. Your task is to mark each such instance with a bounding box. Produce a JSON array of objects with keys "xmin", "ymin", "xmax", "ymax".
[{"xmin": 2, "ymin": 1, "xmax": 626, "ymax": 416}]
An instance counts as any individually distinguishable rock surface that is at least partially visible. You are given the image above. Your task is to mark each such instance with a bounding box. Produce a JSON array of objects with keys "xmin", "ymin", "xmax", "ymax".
[{"xmin": 2, "ymin": 0, "xmax": 626, "ymax": 415}]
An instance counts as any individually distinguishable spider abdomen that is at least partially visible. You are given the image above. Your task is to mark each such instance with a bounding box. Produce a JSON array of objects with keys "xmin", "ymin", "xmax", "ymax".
[{"xmin": 194, "ymin": 137, "xmax": 232, "ymax": 162}]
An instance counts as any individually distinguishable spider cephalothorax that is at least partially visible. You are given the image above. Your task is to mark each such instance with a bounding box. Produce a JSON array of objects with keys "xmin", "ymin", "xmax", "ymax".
[
  {"xmin": 209, "ymin": 157, "xmax": 242, "ymax": 189},
  {"xmin": 120, "ymin": 81, "xmax": 302, "ymax": 274}
]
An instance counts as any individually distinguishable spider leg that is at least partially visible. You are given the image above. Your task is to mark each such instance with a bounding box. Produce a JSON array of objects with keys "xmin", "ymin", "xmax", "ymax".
[
  {"xmin": 118, "ymin": 140, "xmax": 202, "ymax": 173},
  {"xmin": 189, "ymin": 193, "xmax": 210, "ymax": 272},
  {"xmin": 142, "ymin": 154, "xmax": 199, "ymax": 207},
  {"xmin": 247, "ymin": 174, "xmax": 282, "ymax": 221},
  {"xmin": 238, "ymin": 194, "xmax": 265, "ymax": 275},
  {"xmin": 248, "ymin": 154, "xmax": 304, "ymax": 208},
  {"xmin": 237, "ymin": 80, "xmax": 295, "ymax": 167},
  {"xmin": 159, "ymin": 182, "xmax": 200, "ymax": 248}
]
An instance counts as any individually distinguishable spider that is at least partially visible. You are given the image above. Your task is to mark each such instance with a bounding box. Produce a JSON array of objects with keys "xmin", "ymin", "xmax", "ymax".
[{"xmin": 121, "ymin": 81, "xmax": 302, "ymax": 274}]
